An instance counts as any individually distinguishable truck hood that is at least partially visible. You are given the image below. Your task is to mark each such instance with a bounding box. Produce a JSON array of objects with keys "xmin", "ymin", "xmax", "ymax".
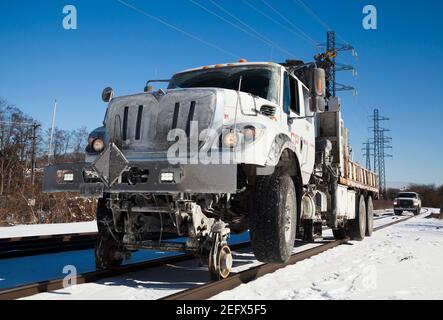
[{"xmin": 105, "ymin": 88, "xmax": 220, "ymax": 155}]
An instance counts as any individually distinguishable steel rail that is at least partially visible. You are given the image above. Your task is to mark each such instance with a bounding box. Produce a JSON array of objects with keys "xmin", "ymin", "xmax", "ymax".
[
  {"xmin": 161, "ymin": 213, "xmax": 419, "ymax": 300},
  {"xmin": 0, "ymin": 232, "xmax": 97, "ymax": 259},
  {"xmin": 0, "ymin": 242, "xmax": 250, "ymax": 300},
  {"xmin": 0, "ymin": 231, "xmax": 178, "ymax": 259},
  {"xmin": 0, "ymin": 211, "xmax": 422, "ymax": 300}
]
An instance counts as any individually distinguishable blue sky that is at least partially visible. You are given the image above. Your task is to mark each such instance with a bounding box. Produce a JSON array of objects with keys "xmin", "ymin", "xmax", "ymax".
[{"xmin": 0, "ymin": 0, "xmax": 442, "ymax": 185}]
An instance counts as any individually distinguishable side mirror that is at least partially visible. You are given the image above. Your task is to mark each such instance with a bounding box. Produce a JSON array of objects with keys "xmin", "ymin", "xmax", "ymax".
[
  {"xmin": 102, "ymin": 87, "xmax": 114, "ymax": 102},
  {"xmin": 309, "ymin": 68, "xmax": 326, "ymax": 113},
  {"xmin": 310, "ymin": 96, "xmax": 326, "ymax": 113}
]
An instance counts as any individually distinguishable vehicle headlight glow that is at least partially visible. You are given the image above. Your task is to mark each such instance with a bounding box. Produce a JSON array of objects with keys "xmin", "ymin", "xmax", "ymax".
[
  {"xmin": 221, "ymin": 123, "xmax": 265, "ymax": 150},
  {"xmin": 160, "ymin": 172, "xmax": 174, "ymax": 182},
  {"xmin": 222, "ymin": 132, "xmax": 239, "ymax": 149},
  {"xmin": 92, "ymin": 138, "xmax": 105, "ymax": 152}
]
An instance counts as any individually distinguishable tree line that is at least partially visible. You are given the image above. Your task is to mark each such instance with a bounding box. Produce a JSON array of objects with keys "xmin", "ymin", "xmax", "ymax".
[{"xmin": 0, "ymin": 97, "xmax": 96, "ymax": 225}]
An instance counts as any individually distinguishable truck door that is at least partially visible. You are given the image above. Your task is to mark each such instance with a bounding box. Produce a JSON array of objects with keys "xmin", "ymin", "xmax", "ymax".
[{"xmin": 283, "ymin": 72, "xmax": 315, "ymax": 183}]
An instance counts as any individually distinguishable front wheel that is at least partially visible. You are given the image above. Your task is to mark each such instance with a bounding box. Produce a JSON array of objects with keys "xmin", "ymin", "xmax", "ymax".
[{"xmin": 249, "ymin": 171, "xmax": 297, "ymax": 263}]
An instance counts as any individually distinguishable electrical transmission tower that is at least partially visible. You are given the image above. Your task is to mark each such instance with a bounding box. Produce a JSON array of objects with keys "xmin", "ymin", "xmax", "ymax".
[
  {"xmin": 362, "ymin": 140, "xmax": 373, "ymax": 171},
  {"xmin": 321, "ymin": 31, "xmax": 357, "ymax": 97},
  {"xmin": 368, "ymin": 109, "xmax": 392, "ymax": 197},
  {"xmin": 379, "ymin": 129, "xmax": 393, "ymax": 197}
]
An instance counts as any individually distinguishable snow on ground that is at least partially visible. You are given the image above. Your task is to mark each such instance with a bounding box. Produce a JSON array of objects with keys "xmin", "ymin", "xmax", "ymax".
[
  {"xmin": 0, "ymin": 221, "xmax": 97, "ymax": 239},
  {"xmin": 18, "ymin": 212, "xmax": 406, "ymax": 300},
  {"xmin": 2, "ymin": 209, "xmax": 439, "ymax": 300},
  {"xmin": 212, "ymin": 209, "xmax": 443, "ymax": 300}
]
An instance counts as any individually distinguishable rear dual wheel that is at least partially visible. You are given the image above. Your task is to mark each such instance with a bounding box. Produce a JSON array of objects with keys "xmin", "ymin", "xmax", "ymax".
[
  {"xmin": 348, "ymin": 195, "xmax": 367, "ymax": 241},
  {"xmin": 333, "ymin": 194, "xmax": 373, "ymax": 241},
  {"xmin": 366, "ymin": 196, "xmax": 374, "ymax": 237}
]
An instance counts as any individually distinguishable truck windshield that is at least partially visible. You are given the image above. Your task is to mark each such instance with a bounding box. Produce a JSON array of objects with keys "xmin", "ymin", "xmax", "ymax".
[
  {"xmin": 397, "ymin": 193, "xmax": 417, "ymax": 198},
  {"xmin": 168, "ymin": 65, "xmax": 279, "ymax": 104}
]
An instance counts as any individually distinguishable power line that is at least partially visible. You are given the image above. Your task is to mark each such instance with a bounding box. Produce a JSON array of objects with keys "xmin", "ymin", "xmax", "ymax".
[
  {"xmin": 292, "ymin": 0, "xmax": 348, "ymax": 44},
  {"xmin": 293, "ymin": 0, "xmax": 331, "ymax": 31},
  {"xmin": 116, "ymin": 0, "xmax": 240, "ymax": 59},
  {"xmin": 241, "ymin": 0, "xmax": 316, "ymax": 50},
  {"xmin": 260, "ymin": 0, "xmax": 318, "ymax": 47},
  {"xmin": 208, "ymin": 0, "xmax": 298, "ymax": 58},
  {"xmin": 189, "ymin": 0, "xmax": 296, "ymax": 58}
]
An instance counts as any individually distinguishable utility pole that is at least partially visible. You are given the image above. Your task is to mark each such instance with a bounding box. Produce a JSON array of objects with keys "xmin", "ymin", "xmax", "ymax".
[
  {"xmin": 30, "ymin": 122, "xmax": 40, "ymax": 186},
  {"xmin": 48, "ymin": 99, "xmax": 57, "ymax": 164}
]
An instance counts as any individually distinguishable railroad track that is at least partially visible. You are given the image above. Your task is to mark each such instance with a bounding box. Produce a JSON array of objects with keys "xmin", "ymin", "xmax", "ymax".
[
  {"xmin": 0, "ymin": 211, "xmax": 424, "ymax": 300},
  {"xmin": 0, "ymin": 232, "xmax": 97, "ymax": 259},
  {"xmin": 0, "ymin": 210, "xmax": 401, "ymax": 260},
  {"xmin": 161, "ymin": 212, "xmax": 423, "ymax": 300},
  {"xmin": 0, "ymin": 231, "xmax": 178, "ymax": 260}
]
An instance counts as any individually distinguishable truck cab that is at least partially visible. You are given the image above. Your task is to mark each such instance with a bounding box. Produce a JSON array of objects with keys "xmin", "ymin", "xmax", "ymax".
[{"xmin": 394, "ymin": 192, "xmax": 422, "ymax": 216}]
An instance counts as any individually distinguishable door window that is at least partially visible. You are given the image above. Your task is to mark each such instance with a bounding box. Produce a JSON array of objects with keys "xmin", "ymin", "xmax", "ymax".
[{"xmin": 283, "ymin": 73, "xmax": 300, "ymax": 115}]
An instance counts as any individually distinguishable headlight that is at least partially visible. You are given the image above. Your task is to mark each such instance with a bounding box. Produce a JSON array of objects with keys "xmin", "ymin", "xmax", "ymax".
[
  {"xmin": 222, "ymin": 132, "xmax": 239, "ymax": 149},
  {"xmin": 160, "ymin": 172, "xmax": 174, "ymax": 183},
  {"xmin": 393, "ymin": 200, "xmax": 398, "ymax": 205},
  {"xmin": 221, "ymin": 124, "xmax": 265, "ymax": 150},
  {"xmin": 92, "ymin": 138, "xmax": 105, "ymax": 152}
]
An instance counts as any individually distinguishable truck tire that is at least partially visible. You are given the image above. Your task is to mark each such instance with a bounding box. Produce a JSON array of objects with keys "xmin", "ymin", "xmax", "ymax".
[
  {"xmin": 394, "ymin": 210, "xmax": 402, "ymax": 216},
  {"xmin": 366, "ymin": 196, "xmax": 374, "ymax": 237},
  {"xmin": 249, "ymin": 170, "xmax": 297, "ymax": 263},
  {"xmin": 415, "ymin": 207, "xmax": 421, "ymax": 216},
  {"xmin": 95, "ymin": 197, "xmax": 124, "ymax": 269},
  {"xmin": 348, "ymin": 195, "xmax": 366, "ymax": 241}
]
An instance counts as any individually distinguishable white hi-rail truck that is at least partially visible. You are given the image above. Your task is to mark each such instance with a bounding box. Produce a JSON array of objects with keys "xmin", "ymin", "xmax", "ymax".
[{"xmin": 44, "ymin": 53, "xmax": 379, "ymax": 279}]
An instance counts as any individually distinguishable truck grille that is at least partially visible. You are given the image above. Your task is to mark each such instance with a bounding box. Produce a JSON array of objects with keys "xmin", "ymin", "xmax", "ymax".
[
  {"xmin": 106, "ymin": 89, "xmax": 217, "ymax": 153},
  {"xmin": 399, "ymin": 199, "xmax": 413, "ymax": 207}
]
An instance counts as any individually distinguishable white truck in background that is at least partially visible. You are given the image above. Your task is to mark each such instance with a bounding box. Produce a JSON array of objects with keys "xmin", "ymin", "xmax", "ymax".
[{"xmin": 44, "ymin": 52, "xmax": 379, "ymax": 279}]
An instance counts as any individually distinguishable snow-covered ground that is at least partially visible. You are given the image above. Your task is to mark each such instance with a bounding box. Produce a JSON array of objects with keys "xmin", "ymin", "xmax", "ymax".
[
  {"xmin": 213, "ymin": 209, "xmax": 443, "ymax": 300},
  {"xmin": 8, "ymin": 210, "xmax": 415, "ymax": 300},
  {"xmin": 0, "ymin": 221, "xmax": 97, "ymax": 239},
  {"xmin": 1, "ymin": 209, "xmax": 441, "ymax": 300}
]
